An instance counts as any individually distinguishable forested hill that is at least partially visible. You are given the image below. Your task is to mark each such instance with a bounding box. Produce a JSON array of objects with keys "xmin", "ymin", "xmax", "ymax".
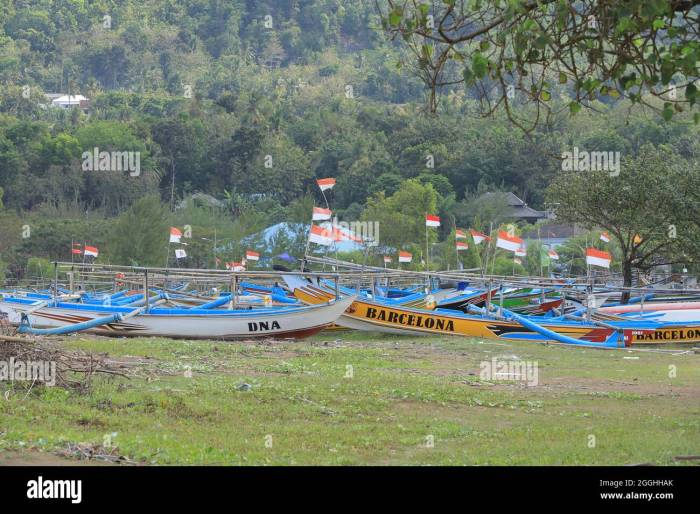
[{"xmin": 0, "ymin": 1, "xmax": 699, "ymax": 273}]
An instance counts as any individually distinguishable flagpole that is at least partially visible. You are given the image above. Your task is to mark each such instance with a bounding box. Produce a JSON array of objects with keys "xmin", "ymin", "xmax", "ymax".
[
  {"xmin": 303, "ymin": 209, "xmax": 314, "ymax": 270},
  {"xmin": 452, "ymin": 215, "xmax": 458, "ymax": 269},
  {"xmin": 538, "ymin": 226, "xmax": 543, "ymax": 277},
  {"xmin": 213, "ymin": 227, "xmax": 217, "ymax": 269},
  {"xmin": 425, "ymin": 213, "xmax": 429, "ymax": 272},
  {"xmin": 489, "ymin": 225, "xmax": 497, "ymax": 276}
]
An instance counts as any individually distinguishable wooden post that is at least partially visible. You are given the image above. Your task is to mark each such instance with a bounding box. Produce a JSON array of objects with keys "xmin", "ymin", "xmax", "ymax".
[
  {"xmin": 144, "ymin": 269, "xmax": 150, "ymax": 313},
  {"xmin": 232, "ymin": 274, "xmax": 238, "ymax": 309},
  {"xmin": 486, "ymin": 280, "xmax": 492, "ymax": 311},
  {"xmin": 53, "ymin": 262, "xmax": 58, "ymax": 306}
]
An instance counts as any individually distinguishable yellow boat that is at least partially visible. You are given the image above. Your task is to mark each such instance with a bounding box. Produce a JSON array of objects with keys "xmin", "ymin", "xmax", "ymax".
[{"xmin": 283, "ymin": 275, "xmax": 700, "ymax": 346}]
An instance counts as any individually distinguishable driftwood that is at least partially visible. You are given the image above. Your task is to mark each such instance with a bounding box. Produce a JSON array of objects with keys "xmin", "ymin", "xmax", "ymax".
[
  {"xmin": 0, "ymin": 334, "xmax": 39, "ymax": 343},
  {"xmin": 0, "ymin": 335, "xmax": 130, "ymax": 391}
]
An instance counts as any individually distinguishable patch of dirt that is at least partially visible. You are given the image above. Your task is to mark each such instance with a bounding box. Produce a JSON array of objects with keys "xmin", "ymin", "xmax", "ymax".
[
  {"xmin": 537, "ymin": 376, "xmax": 700, "ymax": 398},
  {"xmin": 0, "ymin": 450, "xmax": 116, "ymax": 466}
]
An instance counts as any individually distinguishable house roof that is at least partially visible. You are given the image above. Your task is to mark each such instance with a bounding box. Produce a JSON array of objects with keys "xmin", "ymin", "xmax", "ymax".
[
  {"xmin": 177, "ymin": 193, "xmax": 226, "ymax": 210},
  {"xmin": 522, "ymin": 223, "xmax": 581, "ymax": 240},
  {"xmin": 480, "ymin": 192, "xmax": 547, "ymax": 219},
  {"xmin": 52, "ymin": 95, "xmax": 88, "ymax": 104}
]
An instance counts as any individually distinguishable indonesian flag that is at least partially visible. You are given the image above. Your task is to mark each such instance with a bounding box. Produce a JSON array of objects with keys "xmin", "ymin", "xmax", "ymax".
[
  {"xmin": 312, "ymin": 206, "xmax": 332, "ymax": 221},
  {"xmin": 226, "ymin": 262, "xmax": 245, "ymax": 271},
  {"xmin": 470, "ymin": 229, "xmax": 490, "ymax": 245},
  {"xmin": 84, "ymin": 245, "xmax": 99, "ymax": 258},
  {"xmin": 455, "ymin": 229, "xmax": 467, "ymax": 239},
  {"xmin": 586, "ymin": 248, "xmax": 612, "ymax": 268},
  {"xmin": 71, "ymin": 243, "xmax": 82, "ymax": 255},
  {"xmin": 496, "ymin": 231, "xmax": 523, "ymax": 252},
  {"xmin": 170, "ymin": 227, "xmax": 182, "ymax": 243},
  {"xmin": 425, "ymin": 214, "xmax": 441, "ymax": 227},
  {"xmin": 455, "ymin": 241, "xmax": 468, "ymax": 251},
  {"xmin": 321, "ymin": 223, "xmax": 364, "ymax": 243},
  {"xmin": 174, "ymin": 248, "xmax": 187, "ymax": 259},
  {"xmin": 383, "ymin": 256, "xmax": 392, "ymax": 263},
  {"xmin": 515, "ymin": 246, "xmax": 527, "ymax": 257},
  {"xmin": 316, "ymin": 178, "xmax": 336, "ymax": 191},
  {"xmin": 398, "ymin": 251, "xmax": 412, "ymax": 263},
  {"xmin": 309, "ymin": 224, "xmax": 333, "ymax": 246},
  {"xmin": 600, "ymin": 232, "xmax": 610, "ymax": 243},
  {"xmin": 548, "ymin": 249, "xmax": 559, "ymax": 260},
  {"xmin": 245, "ymin": 250, "xmax": 260, "ymax": 261}
]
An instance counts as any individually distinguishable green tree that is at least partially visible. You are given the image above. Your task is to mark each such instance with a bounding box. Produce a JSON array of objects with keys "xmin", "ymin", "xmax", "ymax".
[
  {"xmin": 380, "ymin": 1, "xmax": 700, "ymax": 125},
  {"xmin": 362, "ymin": 179, "xmax": 439, "ymax": 254},
  {"xmin": 546, "ymin": 144, "xmax": 690, "ymax": 299},
  {"xmin": 109, "ymin": 195, "xmax": 170, "ymax": 266}
]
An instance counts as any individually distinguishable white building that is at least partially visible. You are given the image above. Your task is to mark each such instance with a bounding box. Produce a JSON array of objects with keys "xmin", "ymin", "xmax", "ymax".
[{"xmin": 50, "ymin": 94, "xmax": 89, "ymax": 111}]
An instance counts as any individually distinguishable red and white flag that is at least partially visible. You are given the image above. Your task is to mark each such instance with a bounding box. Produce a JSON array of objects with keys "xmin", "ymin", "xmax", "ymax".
[
  {"xmin": 245, "ymin": 250, "xmax": 260, "ymax": 261},
  {"xmin": 455, "ymin": 241, "xmax": 468, "ymax": 251},
  {"xmin": 174, "ymin": 248, "xmax": 187, "ymax": 259},
  {"xmin": 312, "ymin": 207, "xmax": 332, "ymax": 221},
  {"xmin": 309, "ymin": 224, "xmax": 333, "ymax": 246},
  {"xmin": 470, "ymin": 229, "xmax": 490, "ymax": 245},
  {"xmin": 425, "ymin": 214, "xmax": 440, "ymax": 227},
  {"xmin": 83, "ymin": 245, "xmax": 99, "ymax": 258},
  {"xmin": 455, "ymin": 229, "xmax": 467, "ymax": 239},
  {"xmin": 600, "ymin": 232, "xmax": 610, "ymax": 243},
  {"xmin": 316, "ymin": 178, "xmax": 336, "ymax": 192},
  {"xmin": 586, "ymin": 248, "xmax": 612, "ymax": 268},
  {"xmin": 170, "ymin": 227, "xmax": 182, "ymax": 243},
  {"xmin": 548, "ymin": 249, "xmax": 559, "ymax": 260},
  {"xmin": 515, "ymin": 246, "xmax": 527, "ymax": 257},
  {"xmin": 71, "ymin": 243, "xmax": 82, "ymax": 255},
  {"xmin": 398, "ymin": 251, "xmax": 412, "ymax": 263},
  {"xmin": 226, "ymin": 261, "xmax": 245, "ymax": 271},
  {"xmin": 383, "ymin": 256, "xmax": 392, "ymax": 263},
  {"xmin": 496, "ymin": 231, "xmax": 523, "ymax": 252}
]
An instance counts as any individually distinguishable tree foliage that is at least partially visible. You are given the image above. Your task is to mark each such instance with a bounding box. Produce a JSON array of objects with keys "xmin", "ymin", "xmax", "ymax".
[{"xmin": 379, "ymin": 0, "xmax": 699, "ymax": 128}]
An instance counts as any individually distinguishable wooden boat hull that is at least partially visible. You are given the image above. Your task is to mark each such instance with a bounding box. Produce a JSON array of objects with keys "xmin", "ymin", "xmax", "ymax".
[
  {"xmin": 0, "ymin": 297, "xmax": 354, "ymax": 341},
  {"xmin": 281, "ymin": 275, "xmax": 700, "ymax": 345},
  {"xmin": 339, "ymin": 298, "xmax": 700, "ymax": 344}
]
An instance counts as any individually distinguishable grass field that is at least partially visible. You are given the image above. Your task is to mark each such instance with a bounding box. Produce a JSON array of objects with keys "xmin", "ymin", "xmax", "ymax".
[{"xmin": 1, "ymin": 331, "xmax": 699, "ymax": 465}]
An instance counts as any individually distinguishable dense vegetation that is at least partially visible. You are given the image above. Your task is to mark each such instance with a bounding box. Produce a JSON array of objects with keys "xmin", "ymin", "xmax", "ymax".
[{"xmin": 0, "ymin": 1, "xmax": 698, "ymax": 280}]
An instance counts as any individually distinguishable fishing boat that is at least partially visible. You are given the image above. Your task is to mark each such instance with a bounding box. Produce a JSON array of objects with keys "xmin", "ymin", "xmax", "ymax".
[
  {"xmin": 598, "ymin": 301, "xmax": 700, "ymax": 322},
  {"xmin": 0, "ymin": 294, "xmax": 354, "ymax": 340},
  {"xmin": 282, "ymin": 275, "xmax": 700, "ymax": 347}
]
